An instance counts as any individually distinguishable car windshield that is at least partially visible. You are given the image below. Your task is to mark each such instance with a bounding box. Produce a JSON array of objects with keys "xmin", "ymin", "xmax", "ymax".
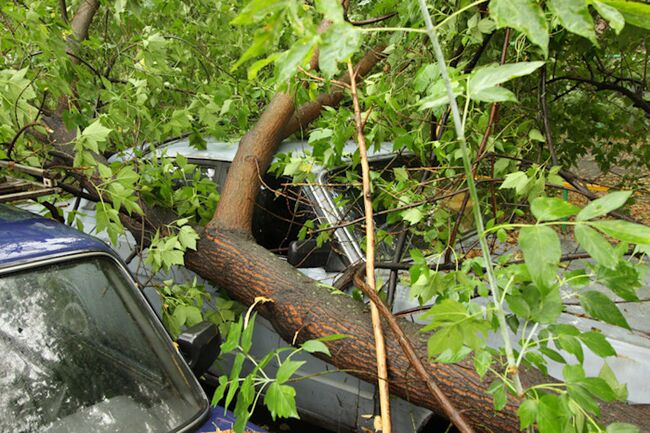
[
  {"xmin": 0, "ymin": 256, "xmax": 206, "ymax": 433},
  {"xmin": 325, "ymin": 154, "xmax": 431, "ymax": 262}
]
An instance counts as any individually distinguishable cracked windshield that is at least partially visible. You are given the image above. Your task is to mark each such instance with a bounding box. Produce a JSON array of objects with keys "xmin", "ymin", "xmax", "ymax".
[{"xmin": 0, "ymin": 257, "xmax": 204, "ymax": 433}]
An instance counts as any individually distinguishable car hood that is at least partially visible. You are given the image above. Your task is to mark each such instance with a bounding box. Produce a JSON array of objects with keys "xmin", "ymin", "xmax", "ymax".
[{"xmin": 195, "ymin": 406, "xmax": 266, "ymax": 433}]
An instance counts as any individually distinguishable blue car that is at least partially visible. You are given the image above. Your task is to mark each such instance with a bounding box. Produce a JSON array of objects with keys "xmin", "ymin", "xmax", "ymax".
[{"xmin": 0, "ymin": 203, "xmax": 265, "ymax": 433}]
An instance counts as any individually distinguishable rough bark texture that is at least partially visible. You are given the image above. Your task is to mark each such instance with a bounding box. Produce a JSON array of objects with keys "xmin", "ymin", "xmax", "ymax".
[
  {"xmin": 186, "ymin": 227, "xmax": 650, "ymax": 432},
  {"xmin": 70, "ymin": 0, "xmax": 99, "ymax": 41},
  {"xmin": 213, "ymin": 93, "xmax": 295, "ymax": 232},
  {"xmin": 282, "ymin": 45, "xmax": 386, "ymax": 139}
]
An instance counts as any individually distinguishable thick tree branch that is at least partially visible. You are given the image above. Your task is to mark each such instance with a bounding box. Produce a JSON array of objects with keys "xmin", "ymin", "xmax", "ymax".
[
  {"xmin": 283, "ymin": 45, "xmax": 387, "ymax": 139},
  {"xmin": 70, "ymin": 0, "xmax": 99, "ymax": 42},
  {"xmin": 211, "ymin": 93, "xmax": 295, "ymax": 233}
]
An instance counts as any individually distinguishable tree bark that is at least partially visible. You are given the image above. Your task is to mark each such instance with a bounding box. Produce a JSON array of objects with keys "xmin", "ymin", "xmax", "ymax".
[{"xmin": 212, "ymin": 93, "xmax": 295, "ymax": 233}]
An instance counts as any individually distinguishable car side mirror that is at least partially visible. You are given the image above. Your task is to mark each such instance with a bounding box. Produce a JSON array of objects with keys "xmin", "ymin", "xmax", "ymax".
[
  {"xmin": 177, "ymin": 321, "xmax": 221, "ymax": 377},
  {"xmin": 287, "ymin": 239, "xmax": 332, "ymax": 268}
]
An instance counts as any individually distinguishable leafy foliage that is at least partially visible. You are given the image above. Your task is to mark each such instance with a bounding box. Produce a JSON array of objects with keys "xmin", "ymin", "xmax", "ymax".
[{"xmin": 1, "ymin": 0, "xmax": 650, "ymax": 431}]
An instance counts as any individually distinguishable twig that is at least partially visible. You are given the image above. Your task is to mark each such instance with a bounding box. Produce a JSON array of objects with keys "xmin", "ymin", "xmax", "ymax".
[
  {"xmin": 386, "ymin": 28, "xmax": 496, "ymax": 305},
  {"xmin": 59, "ymin": 0, "xmax": 69, "ymax": 23},
  {"xmin": 444, "ymin": 28, "xmax": 511, "ymax": 264},
  {"xmin": 353, "ymin": 268, "xmax": 476, "ymax": 433},
  {"xmin": 350, "ymin": 12, "xmax": 398, "ymax": 26},
  {"xmin": 539, "ymin": 65, "xmax": 559, "ymax": 165},
  {"xmin": 348, "ymin": 60, "xmax": 392, "ymax": 433},
  {"xmin": 417, "ymin": 0, "xmax": 524, "ymax": 398}
]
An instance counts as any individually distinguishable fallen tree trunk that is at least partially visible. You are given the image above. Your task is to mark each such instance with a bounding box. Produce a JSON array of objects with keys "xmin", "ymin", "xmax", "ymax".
[
  {"xmin": 178, "ymin": 45, "xmax": 650, "ymax": 431},
  {"xmin": 185, "ymin": 225, "xmax": 650, "ymax": 432}
]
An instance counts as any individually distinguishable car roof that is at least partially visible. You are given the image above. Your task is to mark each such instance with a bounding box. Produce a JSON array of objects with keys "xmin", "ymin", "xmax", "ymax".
[
  {"xmin": 111, "ymin": 137, "xmax": 398, "ymax": 166},
  {"xmin": 0, "ymin": 204, "xmax": 114, "ymax": 269}
]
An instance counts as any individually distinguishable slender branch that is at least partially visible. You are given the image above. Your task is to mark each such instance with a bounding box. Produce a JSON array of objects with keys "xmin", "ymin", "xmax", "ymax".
[
  {"xmin": 547, "ymin": 75, "xmax": 650, "ymax": 116},
  {"xmin": 539, "ymin": 65, "xmax": 559, "ymax": 165},
  {"xmin": 348, "ymin": 60, "xmax": 392, "ymax": 433},
  {"xmin": 417, "ymin": 0, "xmax": 524, "ymax": 396},
  {"xmin": 353, "ymin": 268, "xmax": 476, "ymax": 433},
  {"xmin": 350, "ymin": 12, "xmax": 398, "ymax": 26},
  {"xmin": 59, "ymin": 0, "xmax": 69, "ymax": 23},
  {"xmin": 444, "ymin": 28, "xmax": 511, "ymax": 264},
  {"xmin": 385, "ymin": 28, "xmax": 496, "ymax": 305}
]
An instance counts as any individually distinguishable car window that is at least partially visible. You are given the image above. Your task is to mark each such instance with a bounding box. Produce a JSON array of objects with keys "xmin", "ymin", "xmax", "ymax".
[
  {"xmin": 325, "ymin": 155, "xmax": 430, "ymax": 261},
  {"xmin": 0, "ymin": 256, "xmax": 206, "ymax": 433},
  {"xmin": 194, "ymin": 160, "xmax": 314, "ymax": 255}
]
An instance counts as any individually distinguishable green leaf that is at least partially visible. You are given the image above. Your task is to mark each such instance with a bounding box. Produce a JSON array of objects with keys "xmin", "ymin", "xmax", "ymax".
[
  {"xmin": 248, "ymin": 53, "xmax": 281, "ymax": 79},
  {"xmin": 184, "ymin": 306, "xmax": 202, "ymax": 327},
  {"xmin": 580, "ymin": 377, "xmax": 617, "ymax": 401},
  {"xmin": 225, "ymin": 352, "xmax": 245, "ymax": 409},
  {"xmin": 178, "ymin": 225, "xmax": 199, "ymax": 251},
  {"xmin": 319, "ymin": 23, "xmax": 361, "ymax": 77},
  {"xmin": 575, "ymin": 224, "xmax": 618, "ymax": 269},
  {"xmin": 500, "ymin": 171, "xmax": 529, "ymax": 194},
  {"xmin": 519, "ymin": 225, "xmax": 561, "ymax": 291},
  {"xmin": 211, "ymin": 375, "xmax": 228, "ymax": 406},
  {"xmin": 276, "ymin": 359, "xmax": 305, "ymax": 384},
  {"xmin": 557, "ymin": 334, "xmax": 584, "ymax": 363},
  {"xmin": 592, "ymin": 220, "xmax": 650, "ymax": 244},
  {"xmin": 530, "ymin": 197, "xmax": 580, "ymax": 221},
  {"xmin": 97, "ymin": 163, "xmax": 112, "ymax": 179},
  {"xmin": 221, "ymin": 318, "xmax": 242, "ymax": 353},
  {"xmin": 580, "ymin": 290, "xmax": 630, "ymax": 329},
  {"xmin": 576, "ymin": 191, "xmax": 632, "ymax": 221},
  {"xmin": 529, "ymin": 128, "xmax": 546, "ymax": 142},
  {"xmin": 538, "ymin": 394, "xmax": 565, "ymax": 433},
  {"xmin": 264, "ymin": 382, "xmax": 299, "ymax": 420},
  {"xmin": 599, "ymin": 362, "xmax": 628, "ymax": 400},
  {"xmin": 470, "ymin": 86, "xmax": 517, "ymax": 103},
  {"xmin": 597, "ymin": 261, "xmax": 641, "ymax": 301},
  {"xmin": 316, "ymin": 0, "xmax": 344, "ymax": 23},
  {"xmin": 487, "ymin": 380, "xmax": 507, "ymax": 411},
  {"xmin": 548, "ymin": 0, "xmax": 597, "ymax": 43},
  {"xmin": 518, "ymin": 398, "xmax": 538, "ymax": 429},
  {"xmin": 301, "ymin": 340, "xmax": 331, "ymax": 356},
  {"xmin": 601, "ymin": 0, "xmax": 650, "ymax": 30},
  {"xmin": 606, "ymin": 423, "xmax": 641, "ymax": 433},
  {"xmin": 579, "ymin": 331, "xmax": 616, "ymax": 358},
  {"xmin": 80, "ymin": 119, "xmax": 112, "ymax": 153},
  {"xmin": 565, "ymin": 269, "xmax": 590, "ymax": 288},
  {"xmin": 402, "ymin": 207, "xmax": 424, "ymax": 225},
  {"xmin": 490, "ymin": 0, "xmax": 549, "ymax": 54},
  {"xmin": 241, "ymin": 313, "xmax": 256, "ymax": 354},
  {"xmin": 474, "ymin": 350, "xmax": 492, "ymax": 379},
  {"xmin": 593, "ymin": 1, "xmax": 625, "ymax": 33},
  {"xmin": 231, "ymin": 0, "xmax": 285, "ymax": 25},
  {"xmin": 276, "ymin": 36, "xmax": 318, "ymax": 82},
  {"xmin": 540, "ymin": 346, "xmax": 568, "ymax": 364},
  {"xmin": 469, "ymin": 62, "xmax": 545, "ymax": 100}
]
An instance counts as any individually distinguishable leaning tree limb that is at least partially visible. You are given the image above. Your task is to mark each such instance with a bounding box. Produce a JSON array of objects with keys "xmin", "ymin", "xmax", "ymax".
[{"xmin": 348, "ymin": 60, "xmax": 392, "ymax": 433}]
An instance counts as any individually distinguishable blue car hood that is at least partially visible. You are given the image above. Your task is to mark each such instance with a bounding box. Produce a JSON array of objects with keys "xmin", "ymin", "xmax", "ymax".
[{"xmin": 195, "ymin": 406, "xmax": 266, "ymax": 432}]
